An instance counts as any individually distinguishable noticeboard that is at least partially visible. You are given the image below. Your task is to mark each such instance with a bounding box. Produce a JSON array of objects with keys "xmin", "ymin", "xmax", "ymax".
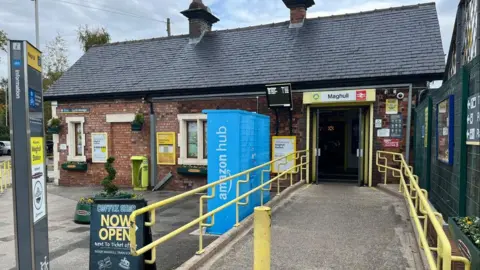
[
  {"xmin": 92, "ymin": 133, "xmax": 108, "ymax": 163},
  {"xmin": 272, "ymin": 136, "xmax": 296, "ymax": 173},
  {"xmin": 266, "ymin": 83, "xmax": 293, "ymax": 108},
  {"xmin": 156, "ymin": 132, "xmax": 176, "ymax": 165},
  {"xmin": 90, "ymin": 199, "xmax": 148, "ymax": 270},
  {"xmin": 437, "ymin": 96, "xmax": 454, "ymax": 165},
  {"xmin": 466, "ymin": 93, "xmax": 480, "ymax": 145}
]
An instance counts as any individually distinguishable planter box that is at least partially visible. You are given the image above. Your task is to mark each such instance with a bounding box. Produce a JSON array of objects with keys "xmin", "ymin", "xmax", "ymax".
[
  {"xmin": 61, "ymin": 162, "xmax": 88, "ymax": 171},
  {"xmin": 449, "ymin": 217, "xmax": 480, "ymax": 270},
  {"xmin": 47, "ymin": 126, "xmax": 61, "ymax": 134},
  {"xmin": 177, "ymin": 166, "xmax": 207, "ymax": 176},
  {"xmin": 131, "ymin": 123, "xmax": 143, "ymax": 131},
  {"xmin": 73, "ymin": 203, "xmax": 91, "ymax": 224}
]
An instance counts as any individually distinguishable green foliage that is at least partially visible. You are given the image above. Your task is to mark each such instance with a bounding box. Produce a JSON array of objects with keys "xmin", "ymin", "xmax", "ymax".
[
  {"xmin": 48, "ymin": 117, "xmax": 61, "ymax": 128},
  {"xmin": 0, "ymin": 30, "xmax": 7, "ymax": 57},
  {"xmin": 133, "ymin": 113, "xmax": 145, "ymax": 125},
  {"xmin": 100, "ymin": 157, "xmax": 118, "ymax": 196},
  {"xmin": 77, "ymin": 25, "xmax": 111, "ymax": 52},
  {"xmin": 454, "ymin": 216, "xmax": 480, "ymax": 248}
]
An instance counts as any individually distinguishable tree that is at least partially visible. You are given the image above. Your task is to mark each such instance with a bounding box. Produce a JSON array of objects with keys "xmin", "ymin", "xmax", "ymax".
[
  {"xmin": 43, "ymin": 34, "xmax": 69, "ymax": 91},
  {"xmin": 77, "ymin": 25, "xmax": 111, "ymax": 52},
  {"xmin": 0, "ymin": 30, "xmax": 8, "ymax": 63}
]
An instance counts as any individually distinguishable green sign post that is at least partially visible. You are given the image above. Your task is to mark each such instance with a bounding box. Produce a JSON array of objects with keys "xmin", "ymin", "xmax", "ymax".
[{"xmin": 8, "ymin": 40, "xmax": 49, "ymax": 270}]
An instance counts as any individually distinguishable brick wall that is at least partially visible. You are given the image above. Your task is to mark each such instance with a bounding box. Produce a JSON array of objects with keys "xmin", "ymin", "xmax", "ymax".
[{"xmin": 56, "ymin": 93, "xmax": 305, "ymax": 191}]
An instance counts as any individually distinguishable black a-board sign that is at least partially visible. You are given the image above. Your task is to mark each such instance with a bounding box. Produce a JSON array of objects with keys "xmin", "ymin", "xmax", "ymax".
[
  {"xmin": 265, "ymin": 83, "xmax": 293, "ymax": 109},
  {"xmin": 90, "ymin": 199, "xmax": 155, "ymax": 270}
]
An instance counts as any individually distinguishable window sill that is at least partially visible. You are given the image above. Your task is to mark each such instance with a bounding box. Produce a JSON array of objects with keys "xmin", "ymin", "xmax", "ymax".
[
  {"xmin": 67, "ymin": 156, "xmax": 87, "ymax": 162},
  {"xmin": 177, "ymin": 158, "xmax": 207, "ymax": 166}
]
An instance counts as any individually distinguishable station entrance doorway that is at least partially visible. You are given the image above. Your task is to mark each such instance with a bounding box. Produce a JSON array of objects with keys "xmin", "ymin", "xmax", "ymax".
[{"xmin": 305, "ymin": 89, "xmax": 375, "ymax": 186}]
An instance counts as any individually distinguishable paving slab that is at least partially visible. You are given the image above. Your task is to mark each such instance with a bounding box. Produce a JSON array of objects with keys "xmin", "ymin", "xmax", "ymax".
[
  {"xmin": 0, "ymin": 184, "xmax": 217, "ymax": 270},
  {"xmin": 207, "ymin": 183, "xmax": 422, "ymax": 270}
]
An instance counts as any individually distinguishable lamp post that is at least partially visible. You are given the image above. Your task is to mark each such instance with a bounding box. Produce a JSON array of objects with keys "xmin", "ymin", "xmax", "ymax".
[{"xmin": 34, "ymin": 0, "xmax": 40, "ymax": 48}]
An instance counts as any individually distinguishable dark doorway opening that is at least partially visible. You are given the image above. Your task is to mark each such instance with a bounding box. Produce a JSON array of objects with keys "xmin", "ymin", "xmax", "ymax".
[{"xmin": 315, "ymin": 108, "xmax": 361, "ymax": 183}]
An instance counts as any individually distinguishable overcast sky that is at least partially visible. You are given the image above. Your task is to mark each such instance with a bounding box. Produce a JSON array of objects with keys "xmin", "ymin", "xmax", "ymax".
[{"xmin": 0, "ymin": 0, "xmax": 457, "ymax": 80}]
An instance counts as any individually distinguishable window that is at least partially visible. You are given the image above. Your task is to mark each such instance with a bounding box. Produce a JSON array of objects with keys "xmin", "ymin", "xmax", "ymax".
[
  {"xmin": 66, "ymin": 117, "xmax": 86, "ymax": 162},
  {"xmin": 178, "ymin": 114, "xmax": 207, "ymax": 165}
]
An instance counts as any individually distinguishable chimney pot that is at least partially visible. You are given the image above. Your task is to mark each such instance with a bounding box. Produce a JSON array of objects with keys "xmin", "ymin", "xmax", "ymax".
[
  {"xmin": 282, "ymin": 0, "xmax": 315, "ymax": 28},
  {"xmin": 181, "ymin": 0, "xmax": 220, "ymax": 42}
]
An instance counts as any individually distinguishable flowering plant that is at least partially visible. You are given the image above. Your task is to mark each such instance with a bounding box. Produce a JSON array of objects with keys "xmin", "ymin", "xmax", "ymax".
[
  {"xmin": 454, "ymin": 216, "xmax": 480, "ymax": 248},
  {"xmin": 78, "ymin": 197, "xmax": 94, "ymax": 205}
]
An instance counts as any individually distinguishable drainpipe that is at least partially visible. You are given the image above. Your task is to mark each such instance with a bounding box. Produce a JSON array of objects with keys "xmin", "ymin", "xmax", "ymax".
[
  {"xmin": 405, "ymin": 84, "xmax": 413, "ymax": 162},
  {"xmin": 149, "ymin": 101, "xmax": 157, "ymax": 188}
]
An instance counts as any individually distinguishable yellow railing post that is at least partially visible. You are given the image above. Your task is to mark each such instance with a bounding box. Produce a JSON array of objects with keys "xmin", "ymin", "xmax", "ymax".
[
  {"xmin": 254, "ymin": 206, "xmax": 271, "ymax": 270},
  {"xmin": 0, "ymin": 162, "xmax": 4, "ymax": 193},
  {"xmin": 197, "ymin": 186, "xmax": 215, "ymax": 255},
  {"xmin": 236, "ymin": 175, "xmax": 250, "ymax": 227}
]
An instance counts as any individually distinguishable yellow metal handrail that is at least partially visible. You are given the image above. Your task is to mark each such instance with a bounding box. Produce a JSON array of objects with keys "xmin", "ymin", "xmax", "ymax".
[
  {"xmin": 376, "ymin": 151, "xmax": 470, "ymax": 270},
  {"xmin": 0, "ymin": 161, "xmax": 12, "ymax": 193},
  {"xmin": 129, "ymin": 150, "xmax": 309, "ymax": 263}
]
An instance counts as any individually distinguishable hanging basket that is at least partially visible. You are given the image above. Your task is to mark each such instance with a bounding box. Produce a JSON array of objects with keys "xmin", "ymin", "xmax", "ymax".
[
  {"xmin": 131, "ymin": 123, "xmax": 143, "ymax": 131},
  {"xmin": 47, "ymin": 126, "xmax": 61, "ymax": 134}
]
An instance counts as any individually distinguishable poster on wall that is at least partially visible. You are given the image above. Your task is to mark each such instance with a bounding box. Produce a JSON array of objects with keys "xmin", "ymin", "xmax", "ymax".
[
  {"xmin": 91, "ymin": 133, "xmax": 108, "ymax": 163},
  {"xmin": 466, "ymin": 93, "xmax": 480, "ymax": 145},
  {"xmin": 437, "ymin": 96, "xmax": 454, "ymax": 165},
  {"xmin": 272, "ymin": 136, "xmax": 296, "ymax": 173},
  {"xmin": 157, "ymin": 132, "xmax": 176, "ymax": 165},
  {"xmin": 386, "ymin": 99, "xmax": 399, "ymax": 114}
]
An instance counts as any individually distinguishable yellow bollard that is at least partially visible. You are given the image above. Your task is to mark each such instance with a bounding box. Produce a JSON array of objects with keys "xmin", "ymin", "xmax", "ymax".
[{"xmin": 254, "ymin": 206, "xmax": 271, "ymax": 270}]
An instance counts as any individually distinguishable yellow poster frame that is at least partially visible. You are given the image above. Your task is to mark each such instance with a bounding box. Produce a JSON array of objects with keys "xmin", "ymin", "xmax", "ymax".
[
  {"xmin": 271, "ymin": 136, "xmax": 297, "ymax": 174},
  {"xmin": 156, "ymin": 132, "xmax": 176, "ymax": 165},
  {"xmin": 91, "ymin": 132, "xmax": 108, "ymax": 163}
]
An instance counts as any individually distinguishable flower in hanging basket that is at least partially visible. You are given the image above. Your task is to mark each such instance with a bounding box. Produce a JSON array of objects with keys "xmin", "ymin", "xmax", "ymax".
[
  {"xmin": 131, "ymin": 113, "xmax": 145, "ymax": 131},
  {"xmin": 47, "ymin": 117, "xmax": 62, "ymax": 134}
]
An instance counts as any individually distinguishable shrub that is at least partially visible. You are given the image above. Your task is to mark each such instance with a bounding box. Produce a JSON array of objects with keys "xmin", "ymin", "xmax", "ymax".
[{"xmin": 100, "ymin": 157, "xmax": 118, "ymax": 196}]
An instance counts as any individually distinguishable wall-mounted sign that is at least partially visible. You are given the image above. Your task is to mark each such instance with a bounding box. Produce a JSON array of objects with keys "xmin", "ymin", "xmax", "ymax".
[
  {"xmin": 60, "ymin": 108, "xmax": 90, "ymax": 113},
  {"xmin": 91, "ymin": 133, "xmax": 108, "ymax": 163},
  {"xmin": 386, "ymin": 99, "xmax": 399, "ymax": 114},
  {"xmin": 437, "ymin": 96, "xmax": 454, "ymax": 165},
  {"xmin": 272, "ymin": 136, "xmax": 296, "ymax": 173},
  {"xmin": 466, "ymin": 93, "xmax": 480, "ymax": 145},
  {"xmin": 382, "ymin": 138, "xmax": 400, "ymax": 148},
  {"xmin": 375, "ymin": 119, "xmax": 382, "ymax": 128},
  {"xmin": 265, "ymin": 83, "xmax": 293, "ymax": 108},
  {"xmin": 390, "ymin": 114, "xmax": 403, "ymax": 138},
  {"xmin": 157, "ymin": 132, "xmax": 176, "ymax": 165},
  {"xmin": 59, "ymin": 144, "xmax": 67, "ymax": 151},
  {"xmin": 303, "ymin": 89, "xmax": 376, "ymax": 104},
  {"xmin": 377, "ymin": 128, "xmax": 390, "ymax": 137}
]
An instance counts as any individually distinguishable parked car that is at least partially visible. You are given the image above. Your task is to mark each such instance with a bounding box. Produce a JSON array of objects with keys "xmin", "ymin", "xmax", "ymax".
[{"xmin": 0, "ymin": 141, "xmax": 11, "ymax": 156}]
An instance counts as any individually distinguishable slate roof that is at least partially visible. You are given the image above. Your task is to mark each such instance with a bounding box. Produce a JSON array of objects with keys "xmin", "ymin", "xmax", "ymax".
[{"xmin": 45, "ymin": 3, "xmax": 446, "ymax": 99}]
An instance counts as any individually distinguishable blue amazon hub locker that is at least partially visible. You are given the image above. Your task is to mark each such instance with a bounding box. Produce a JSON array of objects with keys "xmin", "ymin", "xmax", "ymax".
[{"xmin": 203, "ymin": 110, "xmax": 270, "ymax": 235}]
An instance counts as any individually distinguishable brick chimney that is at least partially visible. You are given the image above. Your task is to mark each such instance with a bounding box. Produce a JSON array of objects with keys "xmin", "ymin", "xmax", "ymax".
[
  {"xmin": 282, "ymin": 0, "xmax": 315, "ymax": 28},
  {"xmin": 181, "ymin": 0, "xmax": 219, "ymax": 43}
]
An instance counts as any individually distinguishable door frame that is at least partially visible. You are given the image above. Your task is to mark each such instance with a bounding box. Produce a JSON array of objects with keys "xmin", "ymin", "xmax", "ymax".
[{"xmin": 307, "ymin": 104, "xmax": 374, "ymax": 186}]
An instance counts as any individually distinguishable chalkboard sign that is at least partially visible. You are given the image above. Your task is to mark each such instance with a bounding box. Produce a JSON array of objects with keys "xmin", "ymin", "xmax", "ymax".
[
  {"xmin": 90, "ymin": 199, "xmax": 147, "ymax": 270},
  {"xmin": 265, "ymin": 83, "xmax": 293, "ymax": 108},
  {"xmin": 466, "ymin": 93, "xmax": 480, "ymax": 145},
  {"xmin": 390, "ymin": 114, "xmax": 403, "ymax": 138}
]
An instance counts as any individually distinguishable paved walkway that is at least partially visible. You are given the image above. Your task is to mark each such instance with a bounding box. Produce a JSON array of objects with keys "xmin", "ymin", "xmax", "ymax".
[
  {"xmin": 0, "ymin": 185, "xmax": 216, "ymax": 270},
  {"xmin": 206, "ymin": 183, "xmax": 422, "ymax": 270}
]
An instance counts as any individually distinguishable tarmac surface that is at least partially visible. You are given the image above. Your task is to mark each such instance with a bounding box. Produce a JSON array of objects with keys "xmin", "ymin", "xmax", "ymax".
[
  {"xmin": 0, "ymin": 185, "xmax": 217, "ymax": 270},
  {"xmin": 206, "ymin": 183, "xmax": 422, "ymax": 270}
]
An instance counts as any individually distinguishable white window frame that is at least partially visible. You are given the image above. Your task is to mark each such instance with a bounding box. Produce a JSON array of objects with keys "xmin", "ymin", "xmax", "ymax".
[
  {"xmin": 66, "ymin": 116, "xmax": 86, "ymax": 162},
  {"xmin": 177, "ymin": 114, "xmax": 207, "ymax": 165}
]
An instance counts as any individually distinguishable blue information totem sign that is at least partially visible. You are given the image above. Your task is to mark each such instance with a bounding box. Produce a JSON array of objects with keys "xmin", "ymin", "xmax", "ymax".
[{"xmin": 203, "ymin": 110, "xmax": 270, "ymax": 235}]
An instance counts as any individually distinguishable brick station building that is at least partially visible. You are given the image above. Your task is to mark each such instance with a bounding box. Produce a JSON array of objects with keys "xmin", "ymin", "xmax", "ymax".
[{"xmin": 45, "ymin": 0, "xmax": 446, "ymax": 190}]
